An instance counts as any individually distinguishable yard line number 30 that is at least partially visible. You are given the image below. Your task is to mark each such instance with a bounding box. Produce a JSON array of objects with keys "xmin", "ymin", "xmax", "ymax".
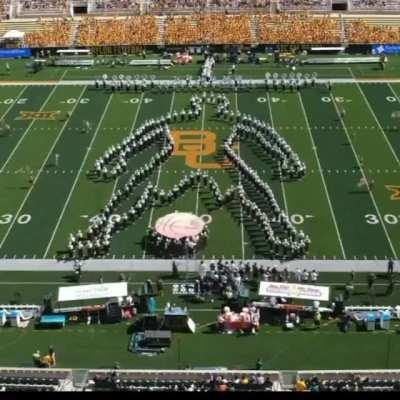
[
  {"xmin": 365, "ymin": 214, "xmax": 400, "ymax": 225},
  {"xmin": 0, "ymin": 214, "xmax": 31, "ymax": 224}
]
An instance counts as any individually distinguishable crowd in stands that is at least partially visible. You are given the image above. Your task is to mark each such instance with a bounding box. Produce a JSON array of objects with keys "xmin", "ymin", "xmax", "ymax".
[
  {"xmin": 153, "ymin": 13, "xmax": 344, "ymax": 46},
  {"xmin": 20, "ymin": 0, "xmax": 68, "ymax": 12},
  {"xmin": 149, "ymin": 0, "xmax": 270, "ymax": 12},
  {"xmin": 94, "ymin": 0, "xmax": 140, "ymax": 12},
  {"xmin": 91, "ymin": 372, "xmax": 275, "ymax": 391},
  {"xmin": 0, "ymin": 0, "xmax": 10, "ymax": 17},
  {"xmin": 0, "ymin": 370, "xmax": 68, "ymax": 392},
  {"xmin": 165, "ymin": 14, "xmax": 252, "ymax": 44},
  {"xmin": 165, "ymin": 15, "xmax": 201, "ymax": 44},
  {"xmin": 3, "ymin": 0, "xmax": 400, "ymax": 19},
  {"xmin": 351, "ymin": 0, "xmax": 400, "ymax": 10},
  {"xmin": 147, "ymin": 0, "xmax": 206, "ymax": 12},
  {"xmin": 296, "ymin": 375, "xmax": 400, "ymax": 392},
  {"xmin": 3, "ymin": 10, "xmax": 400, "ymax": 46},
  {"xmin": 78, "ymin": 16, "xmax": 159, "ymax": 46},
  {"xmin": 258, "ymin": 14, "xmax": 340, "ymax": 43},
  {"xmin": 346, "ymin": 20, "xmax": 400, "ymax": 43},
  {"xmin": 24, "ymin": 19, "xmax": 73, "ymax": 47},
  {"xmin": 278, "ymin": 0, "xmax": 331, "ymax": 10},
  {"xmin": 208, "ymin": 0, "xmax": 271, "ymax": 10},
  {"xmin": 202, "ymin": 14, "xmax": 252, "ymax": 44}
]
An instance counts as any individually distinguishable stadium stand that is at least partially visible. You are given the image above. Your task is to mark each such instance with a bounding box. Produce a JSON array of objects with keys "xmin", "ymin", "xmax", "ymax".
[
  {"xmin": 165, "ymin": 14, "xmax": 252, "ymax": 44},
  {"xmin": 18, "ymin": 0, "xmax": 69, "ymax": 17},
  {"xmin": 0, "ymin": 18, "xmax": 44, "ymax": 37},
  {"xmin": 87, "ymin": 370, "xmax": 282, "ymax": 391},
  {"xmin": 78, "ymin": 16, "xmax": 159, "ymax": 46},
  {"xmin": 207, "ymin": 0, "xmax": 272, "ymax": 12},
  {"xmin": 297, "ymin": 371, "xmax": 400, "ymax": 392},
  {"xmin": 24, "ymin": 19, "xmax": 74, "ymax": 47},
  {"xmin": 2, "ymin": 0, "xmax": 400, "ymax": 19},
  {"xmin": 0, "ymin": 0, "xmax": 10, "ymax": 19},
  {"xmin": 3, "ymin": 13, "xmax": 400, "ymax": 46},
  {"xmin": 345, "ymin": 19, "xmax": 400, "ymax": 43},
  {"xmin": 350, "ymin": 0, "xmax": 400, "ymax": 11},
  {"xmin": 147, "ymin": 0, "xmax": 207, "ymax": 14},
  {"xmin": 0, "ymin": 368, "xmax": 73, "ymax": 392},
  {"xmin": 278, "ymin": 0, "xmax": 332, "ymax": 12},
  {"xmin": 164, "ymin": 15, "xmax": 202, "ymax": 44},
  {"xmin": 257, "ymin": 14, "xmax": 341, "ymax": 44},
  {"xmin": 1, "ymin": 368, "xmax": 400, "ymax": 391},
  {"xmin": 93, "ymin": 0, "xmax": 141, "ymax": 15},
  {"xmin": 1, "ymin": 1, "xmax": 400, "ymax": 45}
]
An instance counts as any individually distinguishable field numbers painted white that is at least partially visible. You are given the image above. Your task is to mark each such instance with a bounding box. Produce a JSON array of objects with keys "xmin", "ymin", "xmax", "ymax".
[
  {"xmin": 0, "ymin": 214, "xmax": 31, "ymax": 224},
  {"xmin": 290, "ymin": 214, "xmax": 314, "ymax": 225},
  {"xmin": 365, "ymin": 214, "xmax": 399, "ymax": 225},
  {"xmin": 65, "ymin": 98, "xmax": 90, "ymax": 104}
]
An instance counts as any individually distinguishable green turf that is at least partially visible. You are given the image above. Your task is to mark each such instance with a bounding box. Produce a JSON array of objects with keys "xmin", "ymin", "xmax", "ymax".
[
  {"xmin": 1, "ymin": 51, "xmax": 400, "ymax": 372},
  {"xmin": 0, "ymin": 80, "xmax": 399, "ymax": 259}
]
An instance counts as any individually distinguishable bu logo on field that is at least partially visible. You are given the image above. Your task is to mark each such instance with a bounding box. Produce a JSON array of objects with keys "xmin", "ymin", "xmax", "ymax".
[
  {"xmin": 171, "ymin": 130, "xmax": 237, "ymax": 169},
  {"xmin": 17, "ymin": 111, "xmax": 60, "ymax": 121}
]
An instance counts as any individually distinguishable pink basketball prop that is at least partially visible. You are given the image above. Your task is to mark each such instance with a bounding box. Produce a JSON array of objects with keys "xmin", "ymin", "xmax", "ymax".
[{"xmin": 155, "ymin": 212, "xmax": 211, "ymax": 240}]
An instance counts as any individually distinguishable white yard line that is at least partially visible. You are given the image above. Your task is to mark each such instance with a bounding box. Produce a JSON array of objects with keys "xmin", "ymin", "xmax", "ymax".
[
  {"xmin": 330, "ymin": 93, "xmax": 398, "ymax": 259},
  {"xmin": 43, "ymin": 92, "xmax": 114, "ymax": 258},
  {"xmin": 298, "ymin": 92, "xmax": 347, "ymax": 259},
  {"xmin": 194, "ymin": 100, "xmax": 207, "ymax": 216},
  {"xmin": 355, "ymin": 81, "xmax": 400, "ymax": 167},
  {"xmin": 0, "ymin": 86, "xmax": 27, "ymax": 123},
  {"xmin": 110, "ymin": 92, "xmax": 145, "ymax": 200},
  {"xmin": 0, "ymin": 85, "xmax": 58, "ymax": 173},
  {"xmin": 142, "ymin": 92, "xmax": 176, "ymax": 259},
  {"xmin": 347, "ymin": 67, "xmax": 357, "ymax": 81},
  {"xmin": 235, "ymin": 92, "xmax": 246, "ymax": 260},
  {"xmin": 266, "ymin": 92, "xmax": 289, "ymax": 216},
  {"xmin": 59, "ymin": 69, "xmax": 68, "ymax": 82},
  {"xmin": 0, "ymin": 86, "xmax": 88, "ymax": 251},
  {"xmin": 109, "ymin": 178, "xmax": 119, "ymax": 202}
]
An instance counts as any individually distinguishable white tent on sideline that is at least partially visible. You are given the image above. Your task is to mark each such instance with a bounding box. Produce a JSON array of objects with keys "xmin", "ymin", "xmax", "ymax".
[{"xmin": 2, "ymin": 30, "xmax": 25, "ymax": 40}]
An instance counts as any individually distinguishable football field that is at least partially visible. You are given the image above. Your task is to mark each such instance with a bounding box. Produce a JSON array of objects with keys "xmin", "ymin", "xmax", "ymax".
[{"xmin": 0, "ymin": 81, "xmax": 400, "ymax": 260}]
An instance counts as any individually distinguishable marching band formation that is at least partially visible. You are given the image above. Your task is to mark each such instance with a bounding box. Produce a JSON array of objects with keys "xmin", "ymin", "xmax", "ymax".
[
  {"xmin": 92, "ymin": 70, "xmax": 322, "ymax": 94},
  {"xmin": 67, "ymin": 86, "xmax": 311, "ymax": 260}
]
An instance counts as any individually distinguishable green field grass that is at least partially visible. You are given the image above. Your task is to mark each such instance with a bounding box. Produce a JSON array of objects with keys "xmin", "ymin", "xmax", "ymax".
[
  {"xmin": 0, "ymin": 81, "xmax": 399, "ymax": 259},
  {"xmin": 0, "ymin": 270, "xmax": 399, "ymax": 369},
  {"xmin": 0, "ymin": 57, "xmax": 400, "ymax": 371}
]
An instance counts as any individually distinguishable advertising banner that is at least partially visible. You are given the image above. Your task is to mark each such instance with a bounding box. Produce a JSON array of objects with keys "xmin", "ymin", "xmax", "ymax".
[
  {"xmin": 258, "ymin": 282, "xmax": 330, "ymax": 301},
  {"xmin": 0, "ymin": 48, "xmax": 31, "ymax": 59},
  {"xmin": 58, "ymin": 282, "xmax": 127, "ymax": 302},
  {"xmin": 372, "ymin": 45, "xmax": 400, "ymax": 55}
]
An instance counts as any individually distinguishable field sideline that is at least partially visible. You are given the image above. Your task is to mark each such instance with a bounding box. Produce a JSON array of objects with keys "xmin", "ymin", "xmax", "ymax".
[
  {"xmin": 0, "ymin": 270, "xmax": 399, "ymax": 370},
  {"xmin": 2, "ymin": 56, "xmax": 400, "ymax": 82},
  {"xmin": 0, "ymin": 82, "xmax": 399, "ymax": 260}
]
